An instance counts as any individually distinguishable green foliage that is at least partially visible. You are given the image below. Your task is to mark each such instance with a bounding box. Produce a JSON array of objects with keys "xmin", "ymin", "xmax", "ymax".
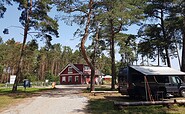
[
  {"xmin": 96, "ymin": 54, "xmax": 111, "ymax": 75},
  {"xmin": 0, "ymin": 0, "xmax": 12, "ymax": 18},
  {"xmin": 136, "ymin": 0, "xmax": 182, "ymax": 67},
  {"xmin": 24, "ymin": 73, "xmax": 37, "ymax": 82},
  {"xmin": 45, "ymin": 71, "xmax": 59, "ymax": 82},
  {"xmin": 12, "ymin": 0, "xmax": 59, "ymax": 45},
  {"xmin": 0, "ymin": 64, "xmax": 3, "ymax": 75},
  {"xmin": 116, "ymin": 33, "xmax": 137, "ymax": 66}
]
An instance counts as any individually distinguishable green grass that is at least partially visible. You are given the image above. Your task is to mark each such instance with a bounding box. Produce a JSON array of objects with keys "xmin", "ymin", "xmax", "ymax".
[
  {"xmin": 87, "ymin": 99, "xmax": 185, "ymax": 114},
  {"xmin": 0, "ymin": 95, "xmax": 18, "ymax": 110},
  {"xmin": 0, "ymin": 83, "xmax": 5, "ymax": 87},
  {"xmin": 0, "ymin": 87, "xmax": 51, "ymax": 93}
]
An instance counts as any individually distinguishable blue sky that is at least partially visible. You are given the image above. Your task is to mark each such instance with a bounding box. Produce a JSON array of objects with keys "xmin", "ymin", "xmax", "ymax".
[
  {"xmin": 0, "ymin": 3, "xmax": 181, "ymax": 70},
  {"xmin": 0, "ymin": 4, "xmax": 133, "ymax": 61},
  {"xmin": 0, "ymin": 4, "xmax": 81, "ymax": 50}
]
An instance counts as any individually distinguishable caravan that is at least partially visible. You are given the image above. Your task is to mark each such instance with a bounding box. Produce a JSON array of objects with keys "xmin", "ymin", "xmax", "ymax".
[{"xmin": 118, "ymin": 66, "xmax": 185, "ymax": 100}]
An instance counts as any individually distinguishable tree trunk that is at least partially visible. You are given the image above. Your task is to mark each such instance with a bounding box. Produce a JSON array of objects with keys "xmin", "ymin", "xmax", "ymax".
[
  {"xmin": 12, "ymin": 0, "xmax": 32, "ymax": 92},
  {"xmin": 51, "ymin": 60, "xmax": 55, "ymax": 75},
  {"xmin": 164, "ymin": 47, "xmax": 171, "ymax": 67},
  {"xmin": 12, "ymin": 22, "xmax": 29, "ymax": 92},
  {"xmin": 181, "ymin": 16, "xmax": 185, "ymax": 82},
  {"xmin": 80, "ymin": 0, "xmax": 95, "ymax": 91},
  {"xmin": 41, "ymin": 62, "xmax": 45, "ymax": 80},
  {"xmin": 158, "ymin": 48, "xmax": 160, "ymax": 66},
  {"xmin": 160, "ymin": 8, "xmax": 171, "ymax": 67},
  {"xmin": 90, "ymin": 66, "xmax": 95, "ymax": 91},
  {"xmin": 55, "ymin": 62, "xmax": 58, "ymax": 76},
  {"xmin": 110, "ymin": 19, "xmax": 116, "ymax": 90}
]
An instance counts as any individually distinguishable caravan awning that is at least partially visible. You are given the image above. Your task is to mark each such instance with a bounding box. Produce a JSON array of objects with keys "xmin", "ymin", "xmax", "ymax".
[{"xmin": 130, "ymin": 66, "xmax": 185, "ymax": 76}]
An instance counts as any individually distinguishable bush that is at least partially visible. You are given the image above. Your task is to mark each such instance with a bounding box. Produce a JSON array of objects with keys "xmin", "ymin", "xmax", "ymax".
[
  {"xmin": 23, "ymin": 73, "xmax": 37, "ymax": 82},
  {"xmin": 45, "ymin": 71, "xmax": 59, "ymax": 83}
]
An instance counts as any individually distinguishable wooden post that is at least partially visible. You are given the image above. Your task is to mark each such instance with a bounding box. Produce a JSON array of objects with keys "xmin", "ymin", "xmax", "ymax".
[{"xmin": 144, "ymin": 76, "xmax": 148, "ymax": 101}]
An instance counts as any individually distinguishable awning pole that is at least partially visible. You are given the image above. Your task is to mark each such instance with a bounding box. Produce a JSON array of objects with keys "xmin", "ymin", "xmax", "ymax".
[
  {"xmin": 144, "ymin": 76, "xmax": 148, "ymax": 101},
  {"xmin": 144, "ymin": 76, "xmax": 154, "ymax": 101}
]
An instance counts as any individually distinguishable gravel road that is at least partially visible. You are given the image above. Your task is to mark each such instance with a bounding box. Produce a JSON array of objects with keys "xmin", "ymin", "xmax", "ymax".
[{"xmin": 1, "ymin": 85, "xmax": 89, "ymax": 114}]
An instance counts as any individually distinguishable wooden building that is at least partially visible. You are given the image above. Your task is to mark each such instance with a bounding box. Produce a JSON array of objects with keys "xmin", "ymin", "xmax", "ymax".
[{"xmin": 58, "ymin": 63, "xmax": 103, "ymax": 85}]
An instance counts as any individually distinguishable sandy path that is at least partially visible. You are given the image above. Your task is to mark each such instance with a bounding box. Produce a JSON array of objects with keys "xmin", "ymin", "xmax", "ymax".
[{"xmin": 1, "ymin": 85, "xmax": 89, "ymax": 114}]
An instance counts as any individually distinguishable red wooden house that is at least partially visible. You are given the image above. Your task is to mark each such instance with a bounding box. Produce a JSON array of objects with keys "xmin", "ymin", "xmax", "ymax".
[{"xmin": 58, "ymin": 63, "xmax": 103, "ymax": 85}]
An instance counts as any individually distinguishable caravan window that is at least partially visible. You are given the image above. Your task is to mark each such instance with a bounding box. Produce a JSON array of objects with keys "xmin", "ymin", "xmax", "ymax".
[
  {"xmin": 171, "ymin": 76, "xmax": 181, "ymax": 84},
  {"xmin": 155, "ymin": 76, "xmax": 169, "ymax": 83}
]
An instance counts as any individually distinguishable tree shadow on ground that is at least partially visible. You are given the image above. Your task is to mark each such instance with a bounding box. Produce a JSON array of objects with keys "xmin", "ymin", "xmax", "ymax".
[{"xmin": 86, "ymin": 94, "xmax": 183, "ymax": 114}]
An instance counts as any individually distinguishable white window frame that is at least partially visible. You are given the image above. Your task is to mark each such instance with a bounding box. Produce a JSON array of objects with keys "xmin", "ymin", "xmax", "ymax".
[
  {"xmin": 84, "ymin": 66, "xmax": 90, "ymax": 71},
  {"xmin": 68, "ymin": 67, "xmax": 73, "ymax": 73},
  {"xmin": 62, "ymin": 76, "xmax": 66, "ymax": 82},
  {"xmin": 68, "ymin": 76, "xmax": 72, "ymax": 82},
  {"xmin": 75, "ymin": 76, "xmax": 79, "ymax": 82}
]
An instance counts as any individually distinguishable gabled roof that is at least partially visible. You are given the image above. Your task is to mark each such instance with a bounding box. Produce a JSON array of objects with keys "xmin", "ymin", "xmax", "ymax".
[
  {"xmin": 58, "ymin": 63, "xmax": 83, "ymax": 76},
  {"xmin": 130, "ymin": 65, "xmax": 185, "ymax": 76},
  {"xmin": 59, "ymin": 63, "xmax": 104, "ymax": 76},
  {"xmin": 71, "ymin": 64, "xmax": 83, "ymax": 74}
]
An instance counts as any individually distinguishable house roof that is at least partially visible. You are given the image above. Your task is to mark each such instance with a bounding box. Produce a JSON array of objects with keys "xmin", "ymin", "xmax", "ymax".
[
  {"xmin": 58, "ymin": 63, "xmax": 83, "ymax": 76},
  {"xmin": 58, "ymin": 63, "xmax": 103, "ymax": 76},
  {"xmin": 129, "ymin": 66, "xmax": 185, "ymax": 76}
]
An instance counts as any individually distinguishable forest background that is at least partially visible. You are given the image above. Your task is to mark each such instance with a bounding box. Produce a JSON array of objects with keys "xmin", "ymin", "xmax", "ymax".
[{"xmin": 0, "ymin": 0, "xmax": 184, "ymax": 91}]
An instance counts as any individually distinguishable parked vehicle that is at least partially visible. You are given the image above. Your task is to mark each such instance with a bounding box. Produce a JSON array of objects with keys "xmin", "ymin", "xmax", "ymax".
[{"xmin": 118, "ymin": 66, "xmax": 185, "ymax": 100}]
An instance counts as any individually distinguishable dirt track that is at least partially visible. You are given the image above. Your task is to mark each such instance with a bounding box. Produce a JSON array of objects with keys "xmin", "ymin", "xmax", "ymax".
[{"xmin": 1, "ymin": 85, "xmax": 89, "ymax": 114}]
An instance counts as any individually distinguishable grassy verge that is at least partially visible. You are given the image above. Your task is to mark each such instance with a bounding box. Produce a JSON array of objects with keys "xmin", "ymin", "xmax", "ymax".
[
  {"xmin": 82, "ymin": 85, "xmax": 185, "ymax": 114},
  {"xmin": 86, "ymin": 97, "xmax": 185, "ymax": 114},
  {"xmin": 0, "ymin": 87, "xmax": 52, "ymax": 111}
]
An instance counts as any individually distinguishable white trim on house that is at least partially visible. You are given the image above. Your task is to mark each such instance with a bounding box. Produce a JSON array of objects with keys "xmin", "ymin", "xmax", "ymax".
[
  {"xmin": 60, "ymin": 73, "xmax": 82, "ymax": 76},
  {"xmin": 68, "ymin": 66, "xmax": 73, "ymax": 73},
  {"xmin": 70, "ymin": 64, "xmax": 83, "ymax": 75},
  {"xmin": 58, "ymin": 63, "xmax": 83, "ymax": 76}
]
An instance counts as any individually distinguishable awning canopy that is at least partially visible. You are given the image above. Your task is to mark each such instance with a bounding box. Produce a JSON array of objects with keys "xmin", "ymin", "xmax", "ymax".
[{"xmin": 129, "ymin": 66, "xmax": 185, "ymax": 76}]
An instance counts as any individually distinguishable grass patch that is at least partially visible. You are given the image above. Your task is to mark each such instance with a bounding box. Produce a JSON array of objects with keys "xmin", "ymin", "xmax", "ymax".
[
  {"xmin": 0, "ymin": 87, "xmax": 51, "ymax": 94},
  {"xmin": 0, "ymin": 83, "xmax": 5, "ymax": 87},
  {"xmin": 0, "ymin": 95, "xmax": 20, "ymax": 111},
  {"xmin": 0, "ymin": 87, "xmax": 53, "ymax": 98},
  {"xmin": 87, "ymin": 99, "xmax": 185, "ymax": 114},
  {"xmin": 83, "ymin": 88, "xmax": 185, "ymax": 114}
]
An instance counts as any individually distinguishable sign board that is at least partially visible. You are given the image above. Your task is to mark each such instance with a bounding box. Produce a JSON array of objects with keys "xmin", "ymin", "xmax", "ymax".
[
  {"xmin": 10, "ymin": 75, "xmax": 16, "ymax": 84},
  {"xmin": 45, "ymin": 79, "xmax": 49, "ymax": 83}
]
